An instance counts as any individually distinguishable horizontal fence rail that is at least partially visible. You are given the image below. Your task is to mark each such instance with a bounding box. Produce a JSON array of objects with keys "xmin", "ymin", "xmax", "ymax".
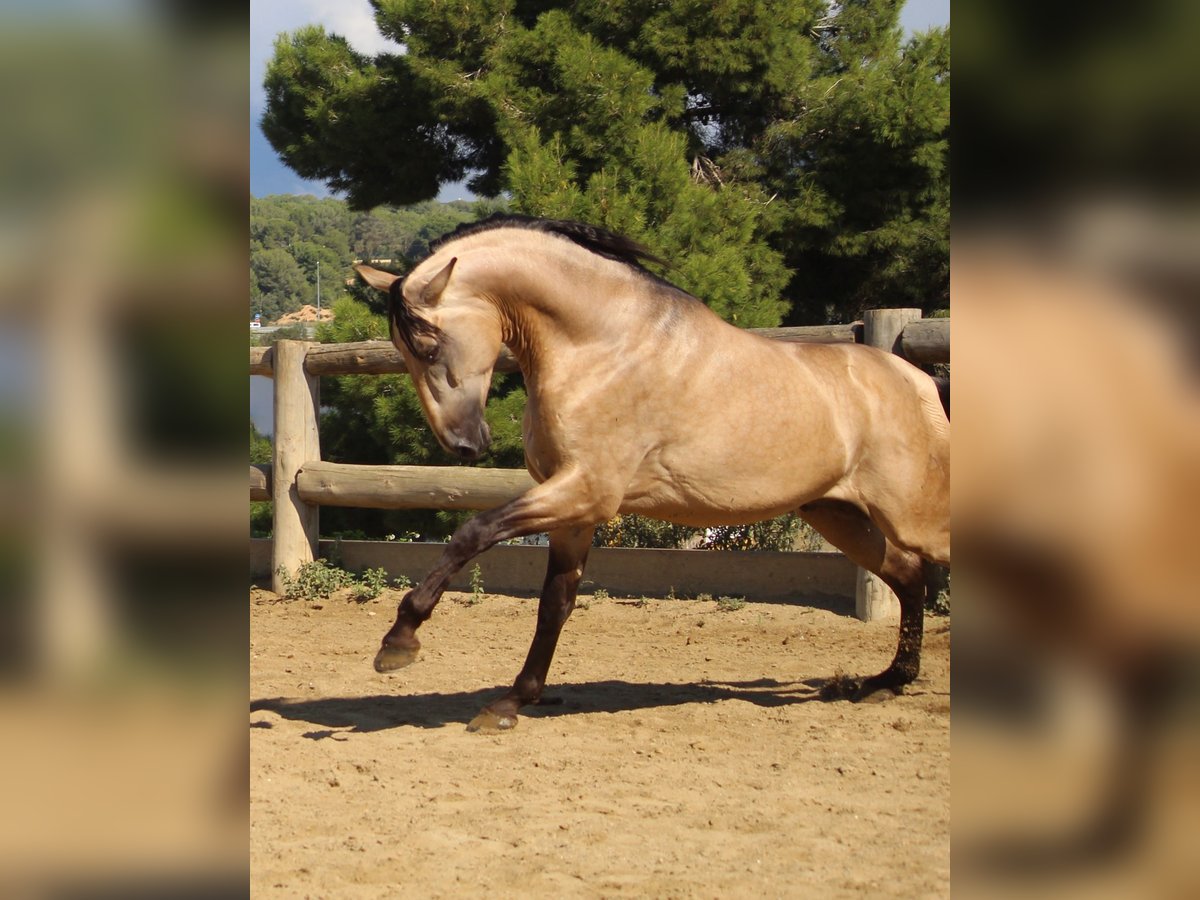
[
  {"xmin": 296, "ymin": 461, "xmax": 535, "ymax": 510},
  {"xmin": 251, "ymin": 311, "xmax": 949, "ymax": 616},
  {"xmin": 248, "ymin": 319, "xmax": 945, "ymax": 378}
]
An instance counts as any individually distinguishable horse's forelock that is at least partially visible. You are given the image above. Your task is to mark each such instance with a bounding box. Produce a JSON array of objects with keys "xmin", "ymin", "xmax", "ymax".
[{"xmin": 388, "ymin": 277, "xmax": 443, "ymax": 356}]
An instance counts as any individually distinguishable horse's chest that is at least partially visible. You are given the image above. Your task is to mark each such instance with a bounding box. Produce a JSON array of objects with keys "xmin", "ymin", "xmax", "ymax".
[{"xmin": 521, "ymin": 403, "xmax": 568, "ymax": 483}]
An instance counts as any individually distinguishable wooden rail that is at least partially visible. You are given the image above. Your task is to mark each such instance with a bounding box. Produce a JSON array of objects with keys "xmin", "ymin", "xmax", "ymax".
[
  {"xmin": 297, "ymin": 461, "xmax": 535, "ymax": 510},
  {"xmin": 249, "ymin": 320, "xmax": 942, "ymax": 378},
  {"xmin": 250, "ymin": 464, "xmax": 270, "ymax": 501},
  {"xmin": 252, "ymin": 311, "xmax": 949, "ymax": 613}
]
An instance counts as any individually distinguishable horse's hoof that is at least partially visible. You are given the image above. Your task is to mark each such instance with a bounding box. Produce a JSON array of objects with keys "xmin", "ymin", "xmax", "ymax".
[
  {"xmin": 817, "ymin": 674, "xmax": 902, "ymax": 702},
  {"xmin": 465, "ymin": 709, "xmax": 518, "ymax": 734},
  {"xmin": 851, "ymin": 673, "xmax": 906, "ymax": 703},
  {"xmin": 855, "ymin": 683, "xmax": 901, "ymax": 703},
  {"xmin": 818, "ymin": 674, "xmax": 861, "ymax": 702},
  {"xmin": 374, "ymin": 643, "xmax": 419, "ymax": 672}
]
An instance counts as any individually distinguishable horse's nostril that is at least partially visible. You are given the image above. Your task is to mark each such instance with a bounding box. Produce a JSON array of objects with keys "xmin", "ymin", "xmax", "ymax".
[{"xmin": 453, "ymin": 443, "xmax": 478, "ymax": 460}]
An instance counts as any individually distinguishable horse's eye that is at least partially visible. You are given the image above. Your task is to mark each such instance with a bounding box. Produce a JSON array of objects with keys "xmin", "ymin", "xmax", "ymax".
[{"xmin": 413, "ymin": 338, "xmax": 439, "ymax": 363}]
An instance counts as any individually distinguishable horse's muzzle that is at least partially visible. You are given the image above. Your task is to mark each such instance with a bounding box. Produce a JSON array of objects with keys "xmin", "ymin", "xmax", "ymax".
[
  {"xmin": 446, "ymin": 422, "xmax": 491, "ymax": 461},
  {"xmin": 452, "ymin": 443, "xmax": 483, "ymax": 461}
]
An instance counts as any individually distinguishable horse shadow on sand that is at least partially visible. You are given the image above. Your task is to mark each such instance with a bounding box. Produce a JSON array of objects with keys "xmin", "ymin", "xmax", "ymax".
[{"xmin": 250, "ymin": 675, "xmax": 938, "ymax": 738}]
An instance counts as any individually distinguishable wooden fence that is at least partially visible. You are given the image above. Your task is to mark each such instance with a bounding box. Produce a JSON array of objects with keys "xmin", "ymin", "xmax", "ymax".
[{"xmin": 251, "ymin": 309, "xmax": 949, "ymax": 620}]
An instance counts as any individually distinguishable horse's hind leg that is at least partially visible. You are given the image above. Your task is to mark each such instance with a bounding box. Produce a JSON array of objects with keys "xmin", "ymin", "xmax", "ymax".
[
  {"xmin": 798, "ymin": 500, "xmax": 928, "ymax": 699},
  {"xmin": 467, "ymin": 526, "xmax": 594, "ymax": 734}
]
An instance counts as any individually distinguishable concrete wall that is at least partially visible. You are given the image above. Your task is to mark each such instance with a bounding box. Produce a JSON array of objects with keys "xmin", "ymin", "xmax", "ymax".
[{"xmin": 251, "ymin": 539, "xmax": 856, "ymax": 613}]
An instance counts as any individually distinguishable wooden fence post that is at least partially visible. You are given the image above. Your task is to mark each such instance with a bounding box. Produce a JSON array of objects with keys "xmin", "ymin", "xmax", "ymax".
[
  {"xmin": 272, "ymin": 340, "xmax": 320, "ymax": 593},
  {"xmin": 856, "ymin": 308, "xmax": 924, "ymax": 621}
]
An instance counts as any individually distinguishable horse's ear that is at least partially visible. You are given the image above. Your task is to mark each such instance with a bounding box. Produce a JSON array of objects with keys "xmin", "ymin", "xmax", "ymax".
[
  {"xmin": 420, "ymin": 257, "xmax": 457, "ymax": 307},
  {"xmin": 354, "ymin": 264, "xmax": 400, "ymax": 293}
]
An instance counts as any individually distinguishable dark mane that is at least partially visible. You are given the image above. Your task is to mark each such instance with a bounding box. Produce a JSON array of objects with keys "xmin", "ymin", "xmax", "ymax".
[
  {"xmin": 429, "ymin": 213, "xmax": 673, "ymax": 281},
  {"xmin": 388, "ymin": 278, "xmax": 443, "ymax": 359},
  {"xmin": 388, "ymin": 215, "xmax": 694, "ymax": 352}
]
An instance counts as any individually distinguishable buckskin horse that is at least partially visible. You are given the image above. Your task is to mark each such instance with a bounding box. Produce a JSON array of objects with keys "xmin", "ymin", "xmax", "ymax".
[{"xmin": 355, "ymin": 215, "xmax": 950, "ymax": 733}]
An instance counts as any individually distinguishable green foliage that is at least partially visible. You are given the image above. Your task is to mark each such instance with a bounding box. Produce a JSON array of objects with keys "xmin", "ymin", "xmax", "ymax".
[
  {"xmin": 262, "ymin": 1, "xmax": 948, "ymax": 325},
  {"xmin": 592, "ymin": 512, "xmax": 813, "ymax": 551},
  {"xmin": 313, "ymin": 295, "xmax": 528, "ymax": 542},
  {"xmin": 276, "ymin": 559, "xmax": 356, "ymax": 601},
  {"xmin": 716, "ymin": 595, "xmax": 747, "ymax": 612},
  {"xmin": 250, "ymin": 501, "xmax": 272, "ymax": 538},
  {"xmin": 699, "ymin": 514, "xmax": 805, "ymax": 551},
  {"xmin": 467, "ymin": 563, "xmax": 485, "ymax": 605},
  {"xmin": 250, "ymin": 422, "xmax": 273, "ymax": 537},
  {"xmin": 275, "ymin": 559, "xmax": 404, "ymax": 602},
  {"xmin": 355, "ymin": 567, "xmax": 392, "ymax": 602},
  {"xmin": 251, "ymin": 246, "xmax": 310, "ymax": 321},
  {"xmin": 249, "ymin": 421, "xmax": 272, "ymax": 465},
  {"xmin": 593, "ymin": 514, "xmax": 698, "ymax": 549},
  {"xmin": 249, "ymin": 195, "xmax": 484, "ymax": 321}
]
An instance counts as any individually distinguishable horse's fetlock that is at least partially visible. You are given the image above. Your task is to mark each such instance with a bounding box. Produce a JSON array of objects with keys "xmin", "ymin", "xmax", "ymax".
[
  {"xmin": 513, "ymin": 675, "xmax": 542, "ymax": 703},
  {"xmin": 890, "ymin": 658, "xmax": 920, "ymax": 685}
]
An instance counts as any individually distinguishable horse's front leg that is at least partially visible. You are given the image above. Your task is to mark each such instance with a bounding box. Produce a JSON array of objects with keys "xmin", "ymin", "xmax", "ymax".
[
  {"xmin": 374, "ymin": 470, "xmax": 608, "ymax": 672},
  {"xmin": 466, "ymin": 525, "xmax": 594, "ymax": 733}
]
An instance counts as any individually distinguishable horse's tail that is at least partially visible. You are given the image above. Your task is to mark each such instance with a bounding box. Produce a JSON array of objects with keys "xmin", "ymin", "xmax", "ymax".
[{"xmin": 932, "ymin": 375, "xmax": 950, "ymax": 422}]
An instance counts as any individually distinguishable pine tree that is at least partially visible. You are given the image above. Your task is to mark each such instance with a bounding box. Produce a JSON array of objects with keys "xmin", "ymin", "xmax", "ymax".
[{"xmin": 263, "ymin": 1, "xmax": 947, "ymax": 324}]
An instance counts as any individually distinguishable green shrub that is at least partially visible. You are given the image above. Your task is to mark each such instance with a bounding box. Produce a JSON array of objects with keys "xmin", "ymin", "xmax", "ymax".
[
  {"xmin": 353, "ymin": 567, "xmax": 390, "ymax": 601},
  {"xmin": 250, "ymin": 500, "xmax": 272, "ymax": 538},
  {"xmin": 276, "ymin": 560, "xmax": 408, "ymax": 603},
  {"xmin": 698, "ymin": 515, "xmax": 816, "ymax": 551},
  {"xmin": 276, "ymin": 559, "xmax": 355, "ymax": 601},
  {"xmin": 593, "ymin": 512, "xmax": 819, "ymax": 551},
  {"xmin": 593, "ymin": 514, "xmax": 697, "ymax": 549}
]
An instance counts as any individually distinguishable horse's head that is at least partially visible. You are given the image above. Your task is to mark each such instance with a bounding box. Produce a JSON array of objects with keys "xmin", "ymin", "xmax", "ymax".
[{"xmin": 356, "ymin": 258, "xmax": 499, "ymax": 461}]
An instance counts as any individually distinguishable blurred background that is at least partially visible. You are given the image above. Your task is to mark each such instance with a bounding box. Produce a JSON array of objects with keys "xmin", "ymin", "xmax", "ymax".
[
  {"xmin": 0, "ymin": 1, "xmax": 248, "ymax": 895},
  {"xmin": 1, "ymin": 0, "xmax": 1198, "ymax": 895},
  {"xmin": 954, "ymin": 0, "xmax": 1200, "ymax": 896}
]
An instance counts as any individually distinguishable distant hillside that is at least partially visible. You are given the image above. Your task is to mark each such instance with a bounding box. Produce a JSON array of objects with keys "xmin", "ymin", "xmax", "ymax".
[{"xmin": 250, "ymin": 195, "xmax": 498, "ymax": 322}]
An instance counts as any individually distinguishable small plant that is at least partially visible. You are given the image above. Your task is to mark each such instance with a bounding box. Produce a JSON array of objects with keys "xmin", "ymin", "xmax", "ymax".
[
  {"xmin": 277, "ymin": 561, "xmax": 410, "ymax": 604},
  {"xmin": 467, "ymin": 563, "xmax": 485, "ymax": 605},
  {"xmin": 716, "ymin": 595, "xmax": 747, "ymax": 612},
  {"xmin": 277, "ymin": 559, "xmax": 355, "ymax": 602},
  {"xmin": 591, "ymin": 587, "xmax": 610, "ymax": 601},
  {"xmin": 384, "ymin": 530, "xmax": 421, "ymax": 543},
  {"xmin": 695, "ymin": 593, "xmax": 713, "ymax": 603},
  {"xmin": 351, "ymin": 567, "xmax": 390, "ymax": 602},
  {"xmin": 392, "ymin": 574, "xmax": 413, "ymax": 590}
]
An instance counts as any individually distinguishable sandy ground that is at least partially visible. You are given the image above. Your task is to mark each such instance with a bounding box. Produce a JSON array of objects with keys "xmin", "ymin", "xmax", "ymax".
[{"xmin": 250, "ymin": 587, "xmax": 950, "ymax": 898}]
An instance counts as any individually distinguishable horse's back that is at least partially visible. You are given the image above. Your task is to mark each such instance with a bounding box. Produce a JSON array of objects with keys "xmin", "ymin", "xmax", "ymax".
[{"xmin": 617, "ymin": 328, "xmax": 948, "ymax": 542}]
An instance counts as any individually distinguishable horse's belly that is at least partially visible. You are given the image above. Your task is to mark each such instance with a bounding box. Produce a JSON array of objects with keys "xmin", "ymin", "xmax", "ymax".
[{"xmin": 617, "ymin": 455, "xmax": 836, "ymax": 526}]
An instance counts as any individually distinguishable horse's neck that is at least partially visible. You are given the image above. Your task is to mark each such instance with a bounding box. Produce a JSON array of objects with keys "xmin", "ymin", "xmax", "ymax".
[
  {"xmin": 498, "ymin": 303, "xmax": 549, "ymax": 380},
  {"xmin": 490, "ymin": 251, "xmax": 627, "ymax": 382}
]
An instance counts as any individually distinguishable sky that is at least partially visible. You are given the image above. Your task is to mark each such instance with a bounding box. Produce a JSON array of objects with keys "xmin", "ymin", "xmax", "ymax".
[{"xmin": 248, "ymin": 0, "xmax": 951, "ymax": 200}]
